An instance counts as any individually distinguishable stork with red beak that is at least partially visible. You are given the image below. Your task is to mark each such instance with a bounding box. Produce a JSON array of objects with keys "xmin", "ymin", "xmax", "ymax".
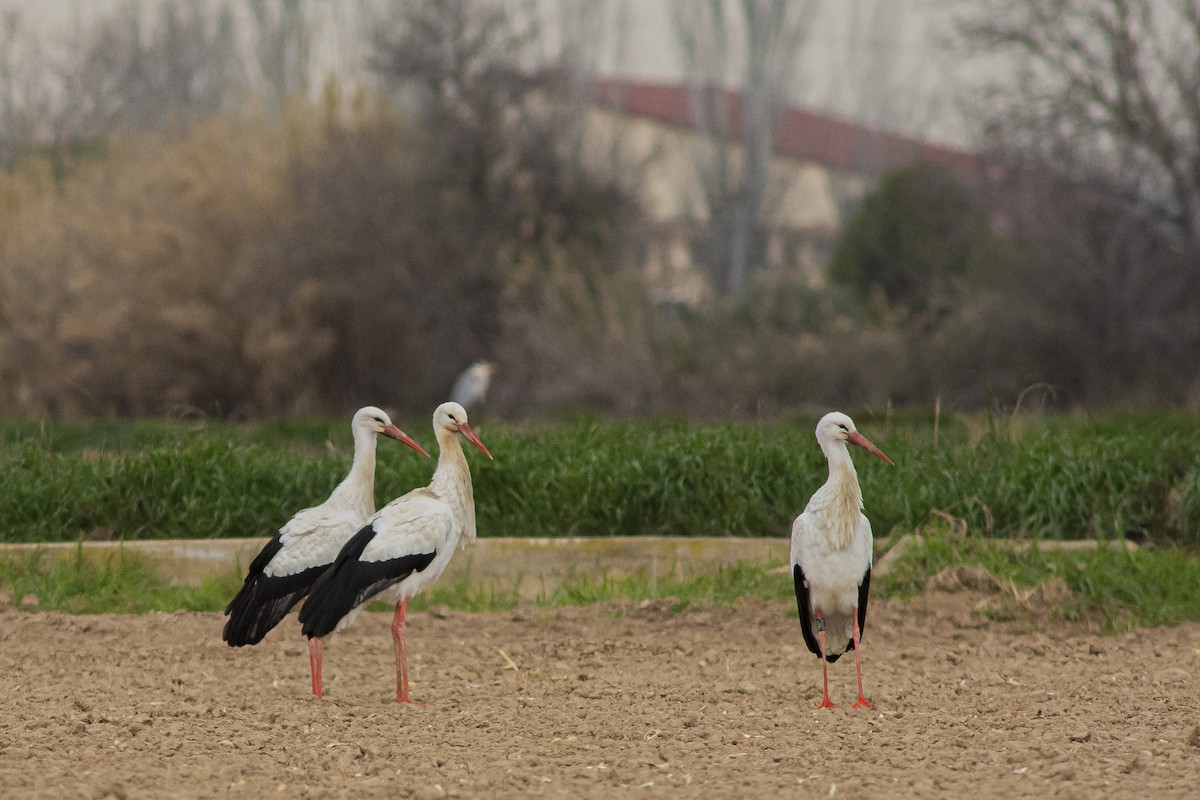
[
  {"xmin": 790, "ymin": 411, "xmax": 894, "ymax": 709},
  {"xmin": 299, "ymin": 401, "xmax": 492, "ymax": 704},
  {"xmin": 222, "ymin": 407, "xmax": 429, "ymax": 677}
]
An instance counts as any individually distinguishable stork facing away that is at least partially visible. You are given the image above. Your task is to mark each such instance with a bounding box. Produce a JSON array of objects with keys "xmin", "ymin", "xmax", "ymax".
[
  {"xmin": 790, "ymin": 411, "xmax": 894, "ymax": 709},
  {"xmin": 222, "ymin": 407, "xmax": 429, "ymax": 665},
  {"xmin": 298, "ymin": 401, "xmax": 492, "ymax": 704}
]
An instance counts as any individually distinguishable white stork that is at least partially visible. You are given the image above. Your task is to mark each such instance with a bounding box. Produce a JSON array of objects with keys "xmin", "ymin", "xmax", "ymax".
[
  {"xmin": 790, "ymin": 411, "xmax": 894, "ymax": 709},
  {"xmin": 298, "ymin": 401, "xmax": 492, "ymax": 704},
  {"xmin": 221, "ymin": 407, "xmax": 428, "ymax": 658}
]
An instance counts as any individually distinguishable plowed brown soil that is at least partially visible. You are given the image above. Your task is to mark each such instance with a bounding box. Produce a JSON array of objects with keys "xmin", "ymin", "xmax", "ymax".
[{"xmin": 2, "ymin": 592, "xmax": 1198, "ymax": 799}]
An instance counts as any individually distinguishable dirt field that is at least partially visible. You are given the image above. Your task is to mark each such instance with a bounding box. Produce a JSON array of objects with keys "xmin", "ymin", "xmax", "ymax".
[{"xmin": 2, "ymin": 591, "xmax": 1198, "ymax": 799}]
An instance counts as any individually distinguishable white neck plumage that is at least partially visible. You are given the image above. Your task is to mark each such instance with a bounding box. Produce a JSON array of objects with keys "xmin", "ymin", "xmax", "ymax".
[
  {"xmin": 327, "ymin": 425, "xmax": 378, "ymax": 516},
  {"xmin": 430, "ymin": 428, "xmax": 477, "ymax": 545},
  {"xmin": 812, "ymin": 439, "xmax": 863, "ymax": 549}
]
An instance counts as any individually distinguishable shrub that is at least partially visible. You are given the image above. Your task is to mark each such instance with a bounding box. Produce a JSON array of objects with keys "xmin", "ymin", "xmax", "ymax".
[{"xmin": 829, "ymin": 162, "xmax": 1001, "ymax": 317}]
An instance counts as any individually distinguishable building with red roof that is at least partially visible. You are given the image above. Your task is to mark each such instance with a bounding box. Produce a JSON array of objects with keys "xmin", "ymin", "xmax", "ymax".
[{"xmin": 577, "ymin": 78, "xmax": 979, "ymax": 302}]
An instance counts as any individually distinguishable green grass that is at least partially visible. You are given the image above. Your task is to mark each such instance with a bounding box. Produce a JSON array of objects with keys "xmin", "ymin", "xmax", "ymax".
[
  {"xmin": 405, "ymin": 559, "xmax": 794, "ymax": 614},
  {"xmin": 0, "ymin": 411, "xmax": 1198, "ymax": 544},
  {"xmin": 5, "ymin": 537, "xmax": 1199, "ymax": 634},
  {"xmin": 0, "ymin": 547, "xmax": 241, "ymax": 614},
  {"xmin": 0, "ymin": 549, "xmax": 792, "ymax": 617},
  {"xmin": 876, "ymin": 530, "xmax": 1200, "ymax": 631}
]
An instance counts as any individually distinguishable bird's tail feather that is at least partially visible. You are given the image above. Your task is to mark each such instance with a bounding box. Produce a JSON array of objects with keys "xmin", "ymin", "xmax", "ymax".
[{"xmin": 222, "ymin": 577, "xmax": 312, "ymax": 646}]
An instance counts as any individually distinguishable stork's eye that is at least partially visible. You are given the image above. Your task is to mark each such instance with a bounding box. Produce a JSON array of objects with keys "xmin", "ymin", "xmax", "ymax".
[
  {"xmin": 373, "ymin": 417, "xmax": 384, "ymax": 424},
  {"xmin": 837, "ymin": 423, "xmax": 848, "ymax": 431}
]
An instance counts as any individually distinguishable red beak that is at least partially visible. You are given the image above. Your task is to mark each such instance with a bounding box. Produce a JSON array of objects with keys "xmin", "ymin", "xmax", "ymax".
[
  {"xmin": 847, "ymin": 430, "xmax": 895, "ymax": 465},
  {"xmin": 382, "ymin": 424, "xmax": 430, "ymax": 458},
  {"xmin": 457, "ymin": 422, "xmax": 494, "ymax": 460}
]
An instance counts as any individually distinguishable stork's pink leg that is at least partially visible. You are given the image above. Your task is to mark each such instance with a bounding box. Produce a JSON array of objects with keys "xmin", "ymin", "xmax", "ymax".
[
  {"xmin": 308, "ymin": 637, "xmax": 324, "ymax": 699},
  {"xmin": 392, "ymin": 599, "xmax": 422, "ymax": 706},
  {"xmin": 850, "ymin": 607, "xmax": 871, "ymax": 708},
  {"xmin": 815, "ymin": 609, "xmax": 835, "ymax": 709}
]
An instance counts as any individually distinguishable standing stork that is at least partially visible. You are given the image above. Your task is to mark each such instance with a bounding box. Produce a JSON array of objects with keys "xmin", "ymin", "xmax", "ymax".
[
  {"xmin": 222, "ymin": 407, "xmax": 429, "ymax": 666},
  {"xmin": 791, "ymin": 411, "xmax": 894, "ymax": 709},
  {"xmin": 449, "ymin": 360, "xmax": 495, "ymax": 413},
  {"xmin": 298, "ymin": 401, "xmax": 492, "ymax": 704}
]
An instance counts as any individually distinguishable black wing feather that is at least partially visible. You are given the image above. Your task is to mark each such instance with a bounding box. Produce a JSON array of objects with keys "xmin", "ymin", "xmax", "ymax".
[
  {"xmin": 298, "ymin": 523, "xmax": 437, "ymax": 639},
  {"xmin": 792, "ymin": 564, "xmax": 821, "ymax": 658},
  {"xmin": 854, "ymin": 566, "xmax": 871, "ymax": 648},
  {"xmin": 222, "ymin": 534, "xmax": 328, "ymax": 647}
]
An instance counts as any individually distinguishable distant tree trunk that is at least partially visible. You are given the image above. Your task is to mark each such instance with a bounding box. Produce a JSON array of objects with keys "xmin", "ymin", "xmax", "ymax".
[
  {"xmin": 0, "ymin": 11, "xmax": 37, "ymax": 166},
  {"xmin": 671, "ymin": 0, "xmax": 818, "ymax": 295},
  {"xmin": 246, "ymin": 0, "xmax": 312, "ymax": 109},
  {"xmin": 825, "ymin": 0, "xmax": 946, "ymax": 223}
]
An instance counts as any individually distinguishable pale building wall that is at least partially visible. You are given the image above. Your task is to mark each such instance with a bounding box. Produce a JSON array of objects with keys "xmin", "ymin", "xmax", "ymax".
[{"xmin": 579, "ymin": 105, "xmax": 871, "ymax": 298}]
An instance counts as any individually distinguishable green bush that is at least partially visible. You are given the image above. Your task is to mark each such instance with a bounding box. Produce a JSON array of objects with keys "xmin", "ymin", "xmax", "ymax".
[
  {"xmin": 0, "ymin": 413, "xmax": 1197, "ymax": 545},
  {"xmin": 829, "ymin": 162, "xmax": 1007, "ymax": 315}
]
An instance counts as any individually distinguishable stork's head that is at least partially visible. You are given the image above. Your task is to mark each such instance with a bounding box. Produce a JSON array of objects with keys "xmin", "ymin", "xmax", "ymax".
[
  {"xmin": 353, "ymin": 406, "xmax": 429, "ymax": 457},
  {"xmin": 434, "ymin": 401, "xmax": 494, "ymax": 460},
  {"xmin": 815, "ymin": 411, "xmax": 894, "ymax": 465}
]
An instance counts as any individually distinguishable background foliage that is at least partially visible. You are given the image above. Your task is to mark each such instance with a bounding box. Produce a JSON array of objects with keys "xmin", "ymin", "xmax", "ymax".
[{"xmin": 0, "ymin": 1, "xmax": 1198, "ymax": 420}]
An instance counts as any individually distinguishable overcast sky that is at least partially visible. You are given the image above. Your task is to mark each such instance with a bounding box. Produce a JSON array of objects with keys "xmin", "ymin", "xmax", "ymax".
[{"xmin": 0, "ymin": 0, "xmax": 975, "ymax": 146}]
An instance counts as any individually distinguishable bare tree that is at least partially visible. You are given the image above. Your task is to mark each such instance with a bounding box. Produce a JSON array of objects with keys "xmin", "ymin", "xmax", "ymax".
[
  {"xmin": 553, "ymin": 0, "xmax": 632, "ymax": 170},
  {"xmin": 246, "ymin": 0, "xmax": 312, "ymax": 108},
  {"xmin": 2, "ymin": 0, "xmax": 323, "ymax": 162},
  {"xmin": 949, "ymin": 0, "xmax": 1200, "ymax": 406},
  {"xmin": 967, "ymin": 166, "xmax": 1200, "ymax": 406},
  {"xmin": 0, "ymin": 10, "xmax": 51, "ymax": 166},
  {"xmin": 819, "ymin": 0, "xmax": 949, "ymax": 224},
  {"xmin": 670, "ymin": 0, "xmax": 820, "ymax": 295},
  {"xmin": 834, "ymin": 1, "xmax": 954, "ymax": 155},
  {"xmin": 961, "ymin": 0, "xmax": 1200, "ymax": 251},
  {"xmin": 27, "ymin": 1, "xmax": 246, "ymax": 149}
]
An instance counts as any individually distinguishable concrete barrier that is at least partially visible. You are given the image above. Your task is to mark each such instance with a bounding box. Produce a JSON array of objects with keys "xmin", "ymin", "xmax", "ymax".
[
  {"xmin": 0, "ymin": 535, "xmax": 1133, "ymax": 599},
  {"xmin": 0, "ymin": 536, "xmax": 793, "ymax": 599}
]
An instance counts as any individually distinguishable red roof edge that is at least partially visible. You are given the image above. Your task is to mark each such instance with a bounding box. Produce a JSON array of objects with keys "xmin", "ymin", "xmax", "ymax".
[{"xmin": 588, "ymin": 78, "xmax": 978, "ymax": 179}]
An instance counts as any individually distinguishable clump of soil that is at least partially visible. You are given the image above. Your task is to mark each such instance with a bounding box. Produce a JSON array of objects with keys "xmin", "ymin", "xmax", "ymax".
[
  {"xmin": 923, "ymin": 566, "xmax": 1084, "ymax": 626},
  {"xmin": 923, "ymin": 565, "xmax": 1006, "ymax": 594}
]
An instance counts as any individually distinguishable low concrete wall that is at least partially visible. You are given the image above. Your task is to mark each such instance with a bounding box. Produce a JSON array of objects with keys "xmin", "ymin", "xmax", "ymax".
[
  {"xmin": 1, "ymin": 535, "xmax": 1131, "ymax": 599},
  {"xmin": 0, "ymin": 536, "xmax": 794, "ymax": 599}
]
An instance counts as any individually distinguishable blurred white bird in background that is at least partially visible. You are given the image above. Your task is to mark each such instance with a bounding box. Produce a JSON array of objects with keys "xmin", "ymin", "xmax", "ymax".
[{"xmin": 449, "ymin": 360, "xmax": 496, "ymax": 413}]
